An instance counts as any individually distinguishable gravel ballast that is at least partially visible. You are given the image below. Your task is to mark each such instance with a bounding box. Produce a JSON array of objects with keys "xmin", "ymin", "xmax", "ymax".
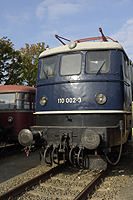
[{"xmin": 0, "ymin": 147, "xmax": 133, "ymax": 199}]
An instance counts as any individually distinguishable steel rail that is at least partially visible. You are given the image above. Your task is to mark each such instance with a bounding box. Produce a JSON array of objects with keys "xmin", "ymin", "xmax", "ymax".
[
  {"xmin": 0, "ymin": 162, "xmax": 68, "ymax": 200},
  {"xmin": 73, "ymin": 166, "xmax": 110, "ymax": 200}
]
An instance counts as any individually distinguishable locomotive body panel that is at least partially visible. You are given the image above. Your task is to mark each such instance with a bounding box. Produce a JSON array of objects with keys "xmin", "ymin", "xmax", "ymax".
[{"xmin": 36, "ymin": 81, "xmax": 124, "ymax": 112}]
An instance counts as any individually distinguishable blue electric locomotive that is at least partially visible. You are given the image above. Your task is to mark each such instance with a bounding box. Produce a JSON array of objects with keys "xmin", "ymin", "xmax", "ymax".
[{"xmin": 18, "ymin": 28, "xmax": 132, "ymax": 170}]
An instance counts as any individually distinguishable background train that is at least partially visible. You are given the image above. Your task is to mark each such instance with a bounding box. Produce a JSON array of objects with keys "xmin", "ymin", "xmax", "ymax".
[
  {"xmin": 0, "ymin": 85, "xmax": 36, "ymax": 145},
  {"xmin": 18, "ymin": 28, "xmax": 133, "ymax": 170}
]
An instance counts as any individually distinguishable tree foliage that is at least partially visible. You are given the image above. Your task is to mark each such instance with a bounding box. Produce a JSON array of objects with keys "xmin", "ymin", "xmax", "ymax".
[
  {"xmin": 0, "ymin": 37, "xmax": 22, "ymax": 85},
  {"xmin": 0, "ymin": 37, "xmax": 46, "ymax": 86},
  {"xmin": 20, "ymin": 42, "xmax": 46, "ymax": 86}
]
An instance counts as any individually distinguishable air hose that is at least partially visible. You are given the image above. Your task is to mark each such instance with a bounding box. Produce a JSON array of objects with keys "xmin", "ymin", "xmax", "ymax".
[{"xmin": 105, "ymin": 120, "xmax": 123, "ymax": 165}]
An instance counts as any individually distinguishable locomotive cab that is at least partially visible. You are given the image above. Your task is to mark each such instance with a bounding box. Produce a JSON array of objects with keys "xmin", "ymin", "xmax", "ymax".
[{"xmin": 18, "ymin": 28, "xmax": 132, "ymax": 170}]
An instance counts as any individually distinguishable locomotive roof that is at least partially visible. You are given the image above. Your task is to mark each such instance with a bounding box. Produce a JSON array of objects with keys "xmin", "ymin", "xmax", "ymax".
[
  {"xmin": 0, "ymin": 85, "xmax": 36, "ymax": 93},
  {"xmin": 39, "ymin": 41, "xmax": 127, "ymax": 58}
]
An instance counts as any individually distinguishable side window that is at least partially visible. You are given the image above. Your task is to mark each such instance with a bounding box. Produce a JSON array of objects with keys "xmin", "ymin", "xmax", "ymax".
[
  {"xmin": 60, "ymin": 53, "xmax": 82, "ymax": 76},
  {"xmin": 31, "ymin": 94, "xmax": 35, "ymax": 110},
  {"xmin": 40, "ymin": 56, "xmax": 57, "ymax": 79},
  {"xmin": 16, "ymin": 93, "xmax": 30, "ymax": 110},
  {"xmin": 86, "ymin": 51, "xmax": 110, "ymax": 74},
  {"xmin": 124, "ymin": 55, "xmax": 130, "ymax": 79}
]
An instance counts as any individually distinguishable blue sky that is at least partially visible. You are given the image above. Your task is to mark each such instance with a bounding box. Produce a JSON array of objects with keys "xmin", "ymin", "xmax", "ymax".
[{"xmin": 0, "ymin": 0, "xmax": 133, "ymax": 60}]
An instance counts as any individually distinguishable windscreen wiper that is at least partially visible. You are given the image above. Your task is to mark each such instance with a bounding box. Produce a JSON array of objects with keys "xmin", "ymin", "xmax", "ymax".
[
  {"xmin": 43, "ymin": 69, "xmax": 48, "ymax": 79},
  {"xmin": 96, "ymin": 61, "xmax": 105, "ymax": 75}
]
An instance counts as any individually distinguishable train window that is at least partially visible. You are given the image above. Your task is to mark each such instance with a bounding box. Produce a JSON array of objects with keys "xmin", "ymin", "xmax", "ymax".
[
  {"xmin": 40, "ymin": 56, "xmax": 57, "ymax": 79},
  {"xmin": 31, "ymin": 94, "xmax": 35, "ymax": 110},
  {"xmin": 60, "ymin": 53, "xmax": 82, "ymax": 76},
  {"xmin": 124, "ymin": 55, "xmax": 130, "ymax": 78},
  {"xmin": 16, "ymin": 93, "xmax": 30, "ymax": 110},
  {"xmin": 0, "ymin": 93, "xmax": 15, "ymax": 110},
  {"xmin": 86, "ymin": 51, "xmax": 110, "ymax": 74}
]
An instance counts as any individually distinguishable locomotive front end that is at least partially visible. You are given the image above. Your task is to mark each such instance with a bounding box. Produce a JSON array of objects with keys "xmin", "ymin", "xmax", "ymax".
[
  {"xmin": 18, "ymin": 30, "xmax": 132, "ymax": 170},
  {"xmin": 0, "ymin": 85, "xmax": 36, "ymax": 145}
]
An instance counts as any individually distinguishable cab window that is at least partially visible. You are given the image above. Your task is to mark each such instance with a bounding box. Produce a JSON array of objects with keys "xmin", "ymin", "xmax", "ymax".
[
  {"xmin": 16, "ymin": 93, "xmax": 30, "ymax": 109},
  {"xmin": 40, "ymin": 56, "xmax": 57, "ymax": 79},
  {"xmin": 124, "ymin": 55, "xmax": 130, "ymax": 79},
  {"xmin": 31, "ymin": 94, "xmax": 36, "ymax": 110},
  {"xmin": 86, "ymin": 51, "xmax": 110, "ymax": 74},
  {"xmin": 0, "ymin": 93, "xmax": 15, "ymax": 110},
  {"xmin": 60, "ymin": 53, "xmax": 82, "ymax": 76}
]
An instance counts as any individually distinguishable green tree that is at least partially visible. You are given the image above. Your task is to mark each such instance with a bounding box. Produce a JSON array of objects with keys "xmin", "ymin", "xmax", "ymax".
[
  {"xmin": 20, "ymin": 42, "xmax": 46, "ymax": 86},
  {"xmin": 0, "ymin": 37, "xmax": 22, "ymax": 85}
]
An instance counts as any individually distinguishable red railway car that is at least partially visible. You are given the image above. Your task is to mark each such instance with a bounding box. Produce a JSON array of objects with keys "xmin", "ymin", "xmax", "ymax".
[{"xmin": 0, "ymin": 85, "xmax": 36, "ymax": 144}]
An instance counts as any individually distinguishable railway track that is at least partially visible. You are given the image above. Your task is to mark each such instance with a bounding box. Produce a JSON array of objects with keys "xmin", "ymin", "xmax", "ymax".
[{"xmin": 0, "ymin": 162, "xmax": 110, "ymax": 200}]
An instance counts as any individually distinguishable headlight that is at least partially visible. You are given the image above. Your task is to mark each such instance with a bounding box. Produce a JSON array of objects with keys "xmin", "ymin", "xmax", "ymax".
[
  {"xmin": 95, "ymin": 93, "xmax": 107, "ymax": 104},
  {"xmin": 8, "ymin": 116, "xmax": 13, "ymax": 123},
  {"xmin": 40, "ymin": 96, "xmax": 47, "ymax": 106},
  {"xmin": 68, "ymin": 41, "xmax": 77, "ymax": 49}
]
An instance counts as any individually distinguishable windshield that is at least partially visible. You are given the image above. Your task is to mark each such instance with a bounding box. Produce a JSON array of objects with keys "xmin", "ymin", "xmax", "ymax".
[
  {"xmin": 40, "ymin": 56, "xmax": 57, "ymax": 79},
  {"xmin": 60, "ymin": 53, "xmax": 82, "ymax": 76},
  {"xmin": 86, "ymin": 51, "xmax": 110, "ymax": 74},
  {"xmin": 0, "ymin": 93, "xmax": 15, "ymax": 110}
]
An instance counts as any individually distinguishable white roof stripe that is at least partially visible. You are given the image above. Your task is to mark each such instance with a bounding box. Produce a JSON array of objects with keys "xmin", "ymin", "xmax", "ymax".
[{"xmin": 39, "ymin": 42, "xmax": 125, "ymax": 58}]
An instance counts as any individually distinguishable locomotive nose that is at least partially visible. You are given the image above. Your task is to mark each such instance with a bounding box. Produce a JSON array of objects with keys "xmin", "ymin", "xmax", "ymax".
[
  {"xmin": 18, "ymin": 129, "xmax": 33, "ymax": 146},
  {"xmin": 81, "ymin": 129, "xmax": 100, "ymax": 150}
]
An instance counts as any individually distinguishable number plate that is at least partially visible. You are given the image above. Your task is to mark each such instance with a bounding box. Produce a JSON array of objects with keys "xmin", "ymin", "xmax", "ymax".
[{"xmin": 57, "ymin": 97, "xmax": 81, "ymax": 104}]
